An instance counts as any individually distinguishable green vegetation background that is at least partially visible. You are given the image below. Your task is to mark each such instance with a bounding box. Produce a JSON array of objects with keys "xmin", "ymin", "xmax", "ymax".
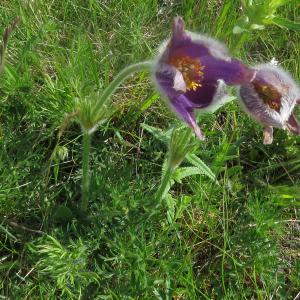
[{"xmin": 0, "ymin": 0, "xmax": 299, "ymax": 299}]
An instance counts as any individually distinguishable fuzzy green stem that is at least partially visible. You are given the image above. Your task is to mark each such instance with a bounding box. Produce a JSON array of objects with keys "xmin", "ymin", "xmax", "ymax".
[
  {"xmin": 93, "ymin": 61, "xmax": 154, "ymax": 115},
  {"xmin": 80, "ymin": 61, "xmax": 153, "ymax": 212},
  {"xmin": 156, "ymin": 163, "xmax": 174, "ymax": 201},
  {"xmin": 81, "ymin": 131, "xmax": 91, "ymax": 212}
]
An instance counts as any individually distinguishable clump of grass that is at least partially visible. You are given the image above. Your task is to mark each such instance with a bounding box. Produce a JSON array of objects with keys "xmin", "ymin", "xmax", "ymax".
[
  {"xmin": 0, "ymin": 17, "xmax": 20, "ymax": 74},
  {"xmin": 28, "ymin": 236, "xmax": 99, "ymax": 298}
]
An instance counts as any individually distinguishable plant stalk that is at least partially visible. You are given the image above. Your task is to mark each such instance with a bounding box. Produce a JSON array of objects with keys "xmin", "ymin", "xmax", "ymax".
[
  {"xmin": 93, "ymin": 61, "xmax": 153, "ymax": 115},
  {"xmin": 80, "ymin": 61, "xmax": 153, "ymax": 212},
  {"xmin": 81, "ymin": 131, "xmax": 91, "ymax": 212},
  {"xmin": 156, "ymin": 163, "xmax": 174, "ymax": 201}
]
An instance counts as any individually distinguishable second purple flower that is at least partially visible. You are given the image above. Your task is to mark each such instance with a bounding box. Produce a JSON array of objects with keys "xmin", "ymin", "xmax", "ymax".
[{"xmin": 239, "ymin": 64, "xmax": 300, "ymax": 144}]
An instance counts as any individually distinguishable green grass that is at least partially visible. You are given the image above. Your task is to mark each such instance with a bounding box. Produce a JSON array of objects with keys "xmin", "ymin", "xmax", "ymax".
[{"xmin": 1, "ymin": 0, "xmax": 300, "ymax": 299}]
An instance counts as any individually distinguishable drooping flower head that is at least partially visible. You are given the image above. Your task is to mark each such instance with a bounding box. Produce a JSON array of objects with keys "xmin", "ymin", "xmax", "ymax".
[
  {"xmin": 239, "ymin": 64, "xmax": 300, "ymax": 144},
  {"xmin": 153, "ymin": 17, "xmax": 255, "ymax": 140}
]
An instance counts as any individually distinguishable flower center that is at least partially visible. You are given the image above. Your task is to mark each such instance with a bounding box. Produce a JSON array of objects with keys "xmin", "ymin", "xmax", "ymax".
[
  {"xmin": 253, "ymin": 82, "xmax": 282, "ymax": 112},
  {"xmin": 168, "ymin": 56, "xmax": 205, "ymax": 91}
]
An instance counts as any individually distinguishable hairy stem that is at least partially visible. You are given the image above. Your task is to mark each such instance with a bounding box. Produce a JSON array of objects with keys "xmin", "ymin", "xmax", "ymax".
[
  {"xmin": 80, "ymin": 61, "xmax": 153, "ymax": 212},
  {"xmin": 156, "ymin": 163, "xmax": 174, "ymax": 201},
  {"xmin": 93, "ymin": 61, "xmax": 153, "ymax": 115},
  {"xmin": 81, "ymin": 131, "xmax": 91, "ymax": 212}
]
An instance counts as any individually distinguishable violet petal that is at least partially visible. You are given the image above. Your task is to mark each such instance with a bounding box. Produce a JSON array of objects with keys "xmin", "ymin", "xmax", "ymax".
[
  {"xmin": 170, "ymin": 94, "xmax": 205, "ymax": 140},
  {"xmin": 200, "ymin": 56, "xmax": 255, "ymax": 85},
  {"xmin": 286, "ymin": 113, "xmax": 300, "ymax": 135}
]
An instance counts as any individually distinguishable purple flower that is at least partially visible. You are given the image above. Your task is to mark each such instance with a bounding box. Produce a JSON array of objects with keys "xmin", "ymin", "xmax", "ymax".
[
  {"xmin": 239, "ymin": 64, "xmax": 300, "ymax": 144},
  {"xmin": 153, "ymin": 17, "xmax": 255, "ymax": 140}
]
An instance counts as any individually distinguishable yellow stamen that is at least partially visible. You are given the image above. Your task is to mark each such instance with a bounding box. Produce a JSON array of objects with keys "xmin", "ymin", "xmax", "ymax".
[
  {"xmin": 169, "ymin": 56, "xmax": 205, "ymax": 91},
  {"xmin": 253, "ymin": 83, "xmax": 282, "ymax": 112}
]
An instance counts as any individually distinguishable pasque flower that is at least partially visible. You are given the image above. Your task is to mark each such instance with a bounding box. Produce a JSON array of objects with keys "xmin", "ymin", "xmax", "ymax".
[
  {"xmin": 239, "ymin": 64, "xmax": 300, "ymax": 144},
  {"xmin": 153, "ymin": 17, "xmax": 255, "ymax": 140}
]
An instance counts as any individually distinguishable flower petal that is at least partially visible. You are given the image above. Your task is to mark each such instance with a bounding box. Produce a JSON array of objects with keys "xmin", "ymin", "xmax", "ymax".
[
  {"xmin": 154, "ymin": 64, "xmax": 204, "ymax": 139},
  {"xmin": 165, "ymin": 18, "xmax": 255, "ymax": 86},
  {"xmin": 286, "ymin": 113, "xmax": 300, "ymax": 135},
  {"xmin": 173, "ymin": 69, "xmax": 187, "ymax": 92},
  {"xmin": 167, "ymin": 17, "xmax": 208, "ymax": 58},
  {"xmin": 154, "ymin": 63, "xmax": 179, "ymax": 99},
  {"xmin": 155, "ymin": 63, "xmax": 223, "ymax": 111},
  {"xmin": 200, "ymin": 55, "xmax": 255, "ymax": 85},
  {"xmin": 200, "ymin": 80, "xmax": 234, "ymax": 113},
  {"xmin": 239, "ymin": 83, "xmax": 284, "ymax": 128},
  {"xmin": 171, "ymin": 16, "xmax": 190, "ymax": 45},
  {"xmin": 167, "ymin": 17, "xmax": 228, "ymax": 62},
  {"xmin": 187, "ymin": 32, "xmax": 230, "ymax": 62},
  {"xmin": 184, "ymin": 79, "xmax": 217, "ymax": 108},
  {"xmin": 263, "ymin": 126, "xmax": 273, "ymax": 145},
  {"xmin": 170, "ymin": 94, "xmax": 205, "ymax": 140}
]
